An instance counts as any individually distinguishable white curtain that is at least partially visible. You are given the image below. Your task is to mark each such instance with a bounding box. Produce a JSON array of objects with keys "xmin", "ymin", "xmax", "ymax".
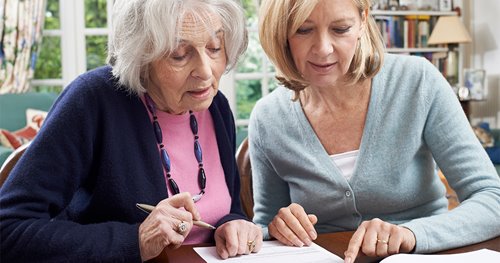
[{"xmin": 0, "ymin": 0, "xmax": 47, "ymax": 94}]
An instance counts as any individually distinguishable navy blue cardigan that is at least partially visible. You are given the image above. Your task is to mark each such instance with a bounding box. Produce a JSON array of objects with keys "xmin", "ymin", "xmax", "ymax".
[{"xmin": 0, "ymin": 66, "xmax": 247, "ymax": 262}]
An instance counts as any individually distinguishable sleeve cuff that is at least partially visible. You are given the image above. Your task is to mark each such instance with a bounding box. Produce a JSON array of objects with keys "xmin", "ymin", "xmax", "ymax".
[
  {"xmin": 400, "ymin": 221, "xmax": 430, "ymax": 253},
  {"xmin": 261, "ymin": 226, "xmax": 271, "ymax": 240}
]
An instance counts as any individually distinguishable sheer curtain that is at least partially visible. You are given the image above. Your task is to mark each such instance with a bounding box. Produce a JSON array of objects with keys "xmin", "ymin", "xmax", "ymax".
[{"xmin": 0, "ymin": 0, "xmax": 47, "ymax": 94}]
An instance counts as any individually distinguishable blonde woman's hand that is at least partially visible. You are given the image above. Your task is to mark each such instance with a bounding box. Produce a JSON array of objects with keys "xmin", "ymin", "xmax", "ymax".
[
  {"xmin": 343, "ymin": 218, "xmax": 416, "ymax": 263},
  {"xmin": 138, "ymin": 192, "xmax": 201, "ymax": 261},
  {"xmin": 215, "ymin": 219, "xmax": 263, "ymax": 259},
  {"xmin": 268, "ymin": 203, "xmax": 318, "ymax": 247}
]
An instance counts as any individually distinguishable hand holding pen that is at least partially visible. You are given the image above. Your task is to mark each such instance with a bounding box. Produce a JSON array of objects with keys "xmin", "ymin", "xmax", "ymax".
[
  {"xmin": 137, "ymin": 192, "xmax": 209, "ymax": 261},
  {"xmin": 136, "ymin": 203, "xmax": 216, "ymax": 230}
]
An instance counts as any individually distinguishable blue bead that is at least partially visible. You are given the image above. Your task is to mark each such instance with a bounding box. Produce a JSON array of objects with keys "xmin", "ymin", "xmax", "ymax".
[
  {"xmin": 161, "ymin": 149, "xmax": 171, "ymax": 172},
  {"xmin": 153, "ymin": 121, "xmax": 162, "ymax": 143},
  {"xmin": 190, "ymin": 114, "xmax": 198, "ymax": 134},
  {"xmin": 194, "ymin": 141, "xmax": 202, "ymax": 163}
]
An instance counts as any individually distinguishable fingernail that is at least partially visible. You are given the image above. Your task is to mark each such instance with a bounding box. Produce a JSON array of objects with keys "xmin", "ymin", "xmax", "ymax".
[
  {"xmin": 309, "ymin": 231, "xmax": 317, "ymax": 240},
  {"xmin": 304, "ymin": 238, "xmax": 312, "ymax": 246},
  {"xmin": 293, "ymin": 238, "xmax": 304, "ymax": 247},
  {"xmin": 344, "ymin": 256, "xmax": 352, "ymax": 263}
]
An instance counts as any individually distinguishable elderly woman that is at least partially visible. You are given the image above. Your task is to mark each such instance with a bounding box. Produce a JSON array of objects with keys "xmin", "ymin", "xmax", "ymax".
[
  {"xmin": 250, "ymin": 0, "xmax": 500, "ymax": 262},
  {"xmin": 0, "ymin": 0, "xmax": 262, "ymax": 262}
]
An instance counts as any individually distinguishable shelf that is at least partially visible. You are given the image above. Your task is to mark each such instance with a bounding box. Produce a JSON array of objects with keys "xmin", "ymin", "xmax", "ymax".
[
  {"xmin": 459, "ymin": 98, "xmax": 487, "ymax": 102},
  {"xmin": 386, "ymin": 47, "xmax": 448, "ymax": 53},
  {"xmin": 371, "ymin": 10, "xmax": 457, "ymax": 16}
]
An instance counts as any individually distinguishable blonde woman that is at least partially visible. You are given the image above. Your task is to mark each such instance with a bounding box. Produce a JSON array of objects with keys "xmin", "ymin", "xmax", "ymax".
[{"xmin": 250, "ymin": 0, "xmax": 500, "ymax": 262}]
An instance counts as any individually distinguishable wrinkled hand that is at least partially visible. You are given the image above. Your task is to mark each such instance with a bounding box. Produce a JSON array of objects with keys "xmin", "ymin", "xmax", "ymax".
[
  {"xmin": 344, "ymin": 218, "xmax": 416, "ymax": 263},
  {"xmin": 215, "ymin": 219, "xmax": 263, "ymax": 259},
  {"xmin": 268, "ymin": 203, "xmax": 318, "ymax": 247},
  {"xmin": 138, "ymin": 192, "xmax": 201, "ymax": 261}
]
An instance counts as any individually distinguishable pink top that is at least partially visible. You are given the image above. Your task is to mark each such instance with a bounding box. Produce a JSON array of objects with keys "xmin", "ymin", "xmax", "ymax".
[{"xmin": 142, "ymin": 97, "xmax": 232, "ymax": 244}]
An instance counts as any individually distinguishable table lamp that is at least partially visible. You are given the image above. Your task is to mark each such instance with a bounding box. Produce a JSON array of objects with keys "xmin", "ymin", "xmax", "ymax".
[{"xmin": 428, "ymin": 16, "xmax": 472, "ymax": 86}]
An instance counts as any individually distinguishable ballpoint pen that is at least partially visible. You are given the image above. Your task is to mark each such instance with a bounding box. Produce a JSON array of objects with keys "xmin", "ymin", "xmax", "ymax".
[{"xmin": 135, "ymin": 203, "xmax": 216, "ymax": 230}]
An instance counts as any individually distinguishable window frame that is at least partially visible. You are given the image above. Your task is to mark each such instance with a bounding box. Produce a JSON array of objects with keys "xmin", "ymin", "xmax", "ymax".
[{"xmin": 32, "ymin": 0, "xmax": 113, "ymax": 89}]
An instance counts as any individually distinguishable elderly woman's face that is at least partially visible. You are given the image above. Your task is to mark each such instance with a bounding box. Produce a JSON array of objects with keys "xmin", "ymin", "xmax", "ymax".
[
  {"xmin": 148, "ymin": 13, "xmax": 226, "ymax": 114},
  {"xmin": 288, "ymin": 0, "xmax": 365, "ymax": 88}
]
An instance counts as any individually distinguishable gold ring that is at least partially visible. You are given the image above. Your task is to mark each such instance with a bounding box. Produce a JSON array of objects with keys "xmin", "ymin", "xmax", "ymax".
[
  {"xmin": 177, "ymin": 221, "xmax": 187, "ymax": 234},
  {"xmin": 247, "ymin": 240, "xmax": 256, "ymax": 252},
  {"xmin": 377, "ymin": 239, "xmax": 388, "ymax": 244}
]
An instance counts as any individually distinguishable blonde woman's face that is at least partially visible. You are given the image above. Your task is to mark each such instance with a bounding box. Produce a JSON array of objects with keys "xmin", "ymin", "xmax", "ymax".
[
  {"xmin": 288, "ymin": 0, "xmax": 365, "ymax": 88},
  {"xmin": 148, "ymin": 12, "xmax": 226, "ymax": 114}
]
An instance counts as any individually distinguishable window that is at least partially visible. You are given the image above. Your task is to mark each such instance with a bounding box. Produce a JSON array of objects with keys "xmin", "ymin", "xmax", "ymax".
[
  {"xmin": 33, "ymin": 0, "xmax": 276, "ymax": 145},
  {"xmin": 33, "ymin": 0, "xmax": 112, "ymax": 93},
  {"xmin": 227, "ymin": 0, "xmax": 278, "ymax": 145},
  {"xmin": 33, "ymin": 0, "xmax": 63, "ymax": 92}
]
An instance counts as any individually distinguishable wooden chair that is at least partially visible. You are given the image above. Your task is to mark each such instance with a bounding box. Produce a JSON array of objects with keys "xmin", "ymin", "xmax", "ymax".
[
  {"xmin": 438, "ymin": 170, "xmax": 460, "ymax": 210},
  {"xmin": 0, "ymin": 143, "xmax": 30, "ymax": 188},
  {"xmin": 236, "ymin": 138, "xmax": 254, "ymax": 219}
]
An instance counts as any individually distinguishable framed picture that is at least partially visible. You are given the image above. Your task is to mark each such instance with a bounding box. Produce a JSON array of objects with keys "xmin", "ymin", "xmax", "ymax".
[
  {"xmin": 388, "ymin": 0, "xmax": 399, "ymax": 10},
  {"xmin": 439, "ymin": 0, "xmax": 453, "ymax": 11},
  {"xmin": 399, "ymin": 0, "xmax": 417, "ymax": 10},
  {"xmin": 464, "ymin": 69, "xmax": 486, "ymax": 100},
  {"xmin": 372, "ymin": 0, "xmax": 389, "ymax": 10},
  {"xmin": 417, "ymin": 0, "xmax": 439, "ymax": 11}
]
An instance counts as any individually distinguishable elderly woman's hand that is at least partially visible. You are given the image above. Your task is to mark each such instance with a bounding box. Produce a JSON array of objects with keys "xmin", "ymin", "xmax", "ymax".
[
  {"xmin": 138, "ymin": 192, "xmax": 200, "ymax": 261},
  {"xmin": 214, "ymin": 219, "xmax": 263, "ymax": 259},
  {"xmin": 268, "ymin": 203, "xmax": 318, "ymax": 247},
  {"xmin": 343, "ymin": 218, "xmax": 416, "ymax": 263}
]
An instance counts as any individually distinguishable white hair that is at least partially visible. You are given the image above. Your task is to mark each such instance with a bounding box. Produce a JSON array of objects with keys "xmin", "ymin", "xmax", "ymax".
[{"xmin": 108, "ymin": 0, "xmax": 248, "ymax": 94}]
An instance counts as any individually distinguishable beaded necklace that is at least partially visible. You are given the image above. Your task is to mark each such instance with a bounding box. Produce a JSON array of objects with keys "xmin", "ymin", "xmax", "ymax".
[{"xmin": 144, "ymin": 93, "xmax": 206, "ymax": 202}]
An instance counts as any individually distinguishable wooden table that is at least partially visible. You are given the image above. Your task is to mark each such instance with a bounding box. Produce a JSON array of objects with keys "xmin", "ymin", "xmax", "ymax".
[{"xmin": 151, "ymin": 231, "xmax": 500, "ymax": 263}]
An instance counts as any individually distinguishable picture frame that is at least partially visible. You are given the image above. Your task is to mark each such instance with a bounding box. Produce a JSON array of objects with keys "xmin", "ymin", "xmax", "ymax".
[
  {"xmin": 372, "ymin": 0, "xmax": 389, "ymax": 10},
  {"xmin": 464, "ymin": 69, "xmax": 486, "ymax": 100},
  {"xmin": 439, "ymin": 0, "xmax": 452, "ymax": 11},
  {"xmin": 399, "ymin": 0, "xmax": 417, "ymax": 10},
  {"xmin": 417, "ymin": 0, "xmax": 439, "ymax": 11},
  {"xmin": 388, "ymin": 0, "xmax": 399, "ymax": 10}
]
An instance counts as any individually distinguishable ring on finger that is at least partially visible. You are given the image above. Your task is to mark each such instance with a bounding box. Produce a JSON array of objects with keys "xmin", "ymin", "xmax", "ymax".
[
  {"xmin": 247, "ymin": 240, "xmax": 256, "ymax": 252},
  {"xmin": 177, "ymin": 221, "xmax": 188, "ymax": 234},
  {"xmin": 376, "ymin": 239, "xmax": 389, "ymax": 245}
]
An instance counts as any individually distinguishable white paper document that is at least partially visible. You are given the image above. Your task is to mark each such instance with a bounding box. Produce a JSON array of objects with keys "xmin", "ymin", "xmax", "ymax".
[
  {"xmin": 380, "ymin": 249, "xmax": 500, "ymax": 263},
  {"xmin": 193, "ymin": 240, "xmax": 343, "ymax": 263}
]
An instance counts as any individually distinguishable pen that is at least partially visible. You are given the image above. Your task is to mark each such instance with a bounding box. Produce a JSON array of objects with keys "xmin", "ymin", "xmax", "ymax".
[{"xmin": 136, "ymin": 203, "xmax": 216, "ymax": 230}]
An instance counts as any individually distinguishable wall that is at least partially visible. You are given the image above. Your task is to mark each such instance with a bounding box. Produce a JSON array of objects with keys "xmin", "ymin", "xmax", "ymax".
[{"xmin": 468, "ymin": 0, "xmax": 500, "ymax": 128}]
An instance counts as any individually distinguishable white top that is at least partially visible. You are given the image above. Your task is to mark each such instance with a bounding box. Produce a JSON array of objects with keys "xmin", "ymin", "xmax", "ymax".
[{"xmin": 330, "ymin": 150, "xmax": 359, "ymax": 181}]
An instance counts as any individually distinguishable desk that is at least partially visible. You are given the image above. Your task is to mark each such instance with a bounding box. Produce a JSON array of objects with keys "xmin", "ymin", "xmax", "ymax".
[{"xmin": 151, "ymin": 231, "xmax": 500, "ymax": 263}]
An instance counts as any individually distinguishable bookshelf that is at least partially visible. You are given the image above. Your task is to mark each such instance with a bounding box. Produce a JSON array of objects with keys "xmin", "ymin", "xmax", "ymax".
[
  {"xmin": 386, "ymin": 47, "xmax": 447, "ymax": 53},
  {"xmin": 371, "ymin": 9, "xmax": 461, "ymax": 86},
  {"xmin": 371, "ymin": 10, "xmax": 458, "ymax": 52},
  {"xmin": 371, "ymin": 10, "xmax": 457, "ymax": 16},
  {"xmin": 371, "ymin": 6, "xmax": 474, "ymax": 118}
]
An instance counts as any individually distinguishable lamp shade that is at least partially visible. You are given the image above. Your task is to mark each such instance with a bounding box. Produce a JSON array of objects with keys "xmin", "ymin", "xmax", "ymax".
[{"xmin": 428, "ymin": 16, "xmax": 472, "ymax": 44}]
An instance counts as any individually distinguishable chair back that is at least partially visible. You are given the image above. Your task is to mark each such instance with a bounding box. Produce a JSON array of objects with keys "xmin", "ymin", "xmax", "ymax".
[
  {"xmin": 0, "ymin": 143, "xmax": 29, "ymax": 188},
  {"xmin": 236, "ymin": 138, "xmax": 254, "ymax": 219}
]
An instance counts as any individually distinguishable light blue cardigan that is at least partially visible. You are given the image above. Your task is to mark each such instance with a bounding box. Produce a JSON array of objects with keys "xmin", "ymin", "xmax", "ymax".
[{"xmin": 249, "ymin": 53, "xmax": 500, "ymax": 253}]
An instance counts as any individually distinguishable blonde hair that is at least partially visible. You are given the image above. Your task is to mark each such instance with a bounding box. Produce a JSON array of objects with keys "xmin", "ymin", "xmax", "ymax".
[
  {"xmin": 259, "ymin": 0, "xmax": 384, "ymax": 98},
  {"xmin": 108, "ymin": 0, "xmax": 247, "ymax": 94}
]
